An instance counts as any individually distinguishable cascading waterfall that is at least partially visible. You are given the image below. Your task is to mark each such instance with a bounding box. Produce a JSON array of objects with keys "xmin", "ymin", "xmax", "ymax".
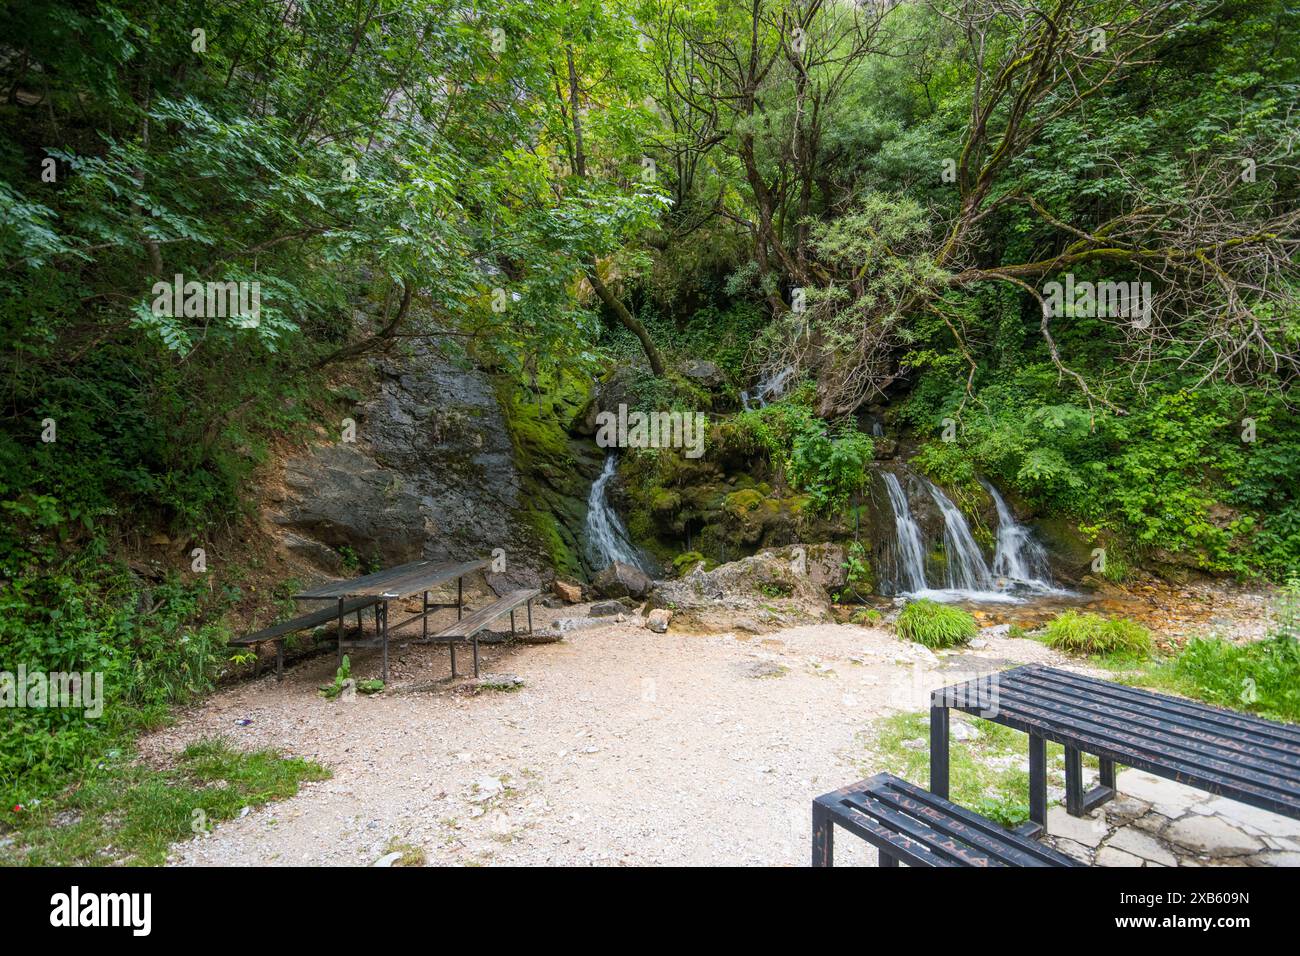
[
  {"xmin": 881, "ymin": 472, "xmax": 929, "ymax": 593},
  {"xmin": 923, "ymin": 478, "xmax": 995, "ymax": 593},
  {"xmin": 740, "ymin": 364, "xmax": 795, "ymax": 410},
  {"xmin": 877, "ymin": 469, "xmax": 1061, "ymax": 602},
  {"xmin": 981, "ymin": 479, "xmax": 1057, "ymax": 592},
  {"xmin": 584, "ymin": 455, "xmax": 650, "ymax": 572}
]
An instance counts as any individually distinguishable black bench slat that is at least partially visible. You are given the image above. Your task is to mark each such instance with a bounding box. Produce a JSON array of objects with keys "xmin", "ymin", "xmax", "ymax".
[
  {"xmin": 942, "ymin": 676, "xmax": 1300, "ymax": 816},
  {"xmin": 1017, "ymin": 665, "xmax": 1300, "ymax": 748},
  {"xmin": 840, "ymin": 792, "xmax": 1013, "ymax": 866},
  {"xmin": 813, "ymin": 773, "xmax": 1080, "ymax": 867},
  {"xmin": 230, "ymin": 597, "xmax": 380, "ymax": 645},
  {"xmin": 999, "ymin": 673, "xmax": 1300, "ymax": 782},
  {"xmin": 985, "ymin": 685, "xmax": 1300, "ymax": 798},
  {"xmin": 1009, "ymin": 668, "xmax": 1300, "ymax": 761},
  {"xmin": 829, "ymin": 804, "xmax": 962, "ymax": 868},
  {"xmin": 864, "ymin": 776, "xmax": 1071, "ymax": 866},
  {"xmin": 434, "ymin": 589, "xmax": 540, "ymax": 640}
]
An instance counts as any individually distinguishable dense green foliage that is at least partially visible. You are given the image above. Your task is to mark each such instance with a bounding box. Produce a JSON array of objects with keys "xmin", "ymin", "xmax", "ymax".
[
  {"xmin": 727, "ymin": 387, "xmax": 875, "ymax": 515},
  {"xmin": 896, "ymin": 598, "xmax": 978, "ymax": 649},
  {"xmin": 1043, "ymin": 609, "xmax": 1153, "ymax": 659},
  {"xmin": 3, "ymin": 0, "xmax": 1299, "ymax": 811}
]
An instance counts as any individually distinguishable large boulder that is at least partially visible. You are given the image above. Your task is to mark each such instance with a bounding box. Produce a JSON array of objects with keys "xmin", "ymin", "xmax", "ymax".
[
  {"xmin": 758, "ymin": 543, "xmax": 847, "ymax": 594},
  {"xmin": 645, "ymin": 552, "xmax": 831, "ymax": 633},
  {"xmin": 593, "ymin": 561, "xmax": 653, "ymax": 599},
  {"xmin": 680, "ymin": 359, "xmax": 725, "ymax": 389}
]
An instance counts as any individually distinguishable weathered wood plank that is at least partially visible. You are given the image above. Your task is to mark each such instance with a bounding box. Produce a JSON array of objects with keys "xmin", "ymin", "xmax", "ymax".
[{"xmin": 434, "ymin": 589, "xmax": 539, "ymax": 639}]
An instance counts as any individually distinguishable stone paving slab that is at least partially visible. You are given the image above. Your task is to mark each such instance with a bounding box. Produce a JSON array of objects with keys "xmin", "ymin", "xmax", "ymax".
[{"xmin": 1044, "ymin": 769, "xmax": 1298, "ymax": 867}]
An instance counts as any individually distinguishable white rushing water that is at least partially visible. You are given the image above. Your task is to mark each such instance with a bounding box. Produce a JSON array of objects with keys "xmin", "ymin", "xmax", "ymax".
[
  {"xmin": 878, "ymin": 470, "xmax": 1058, "ymax": 603},
  {"xmin": 981, "ymin": 478, "xmax": 1059, "ymax": 593},
  {"xmin": 924, "ymin": 477, "xmax": 996, "ymax": 593},
  {"xmin": 740, "ymin": 363, "xmax": 796, "ymax": 410},
  {"xmin": 584, "ymin": 455, "xmax": 650, "ymax": 572},
  {"xmin": 881, "ymin": 472, "xmax": 929, "ymax": 593}
]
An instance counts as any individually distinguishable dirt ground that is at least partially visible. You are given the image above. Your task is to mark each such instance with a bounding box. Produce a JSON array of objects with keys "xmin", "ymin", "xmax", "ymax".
[{"xmin": 144, "ymin": 604, "xmax": 1082, "ymax": 866}]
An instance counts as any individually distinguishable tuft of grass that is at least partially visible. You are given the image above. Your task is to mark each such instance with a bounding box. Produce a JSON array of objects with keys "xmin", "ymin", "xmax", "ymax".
[
  {"xmin": 0, "ymin": 737, "xmax": 329, "ymax": 866},
  {"xmin": 851, "ymin": 607, "xmax": 883, "ymax": 627},
  {"xmin": 383, "ymin": 838, "xmax": 427, "ymax": 866},
  {"xmin": 895, "ymin": 599, "xmax": 977, "ymax": 649},
  {"xmin": 1043, "ymin": 610, "xmax": 1152, "ymax": 659}
]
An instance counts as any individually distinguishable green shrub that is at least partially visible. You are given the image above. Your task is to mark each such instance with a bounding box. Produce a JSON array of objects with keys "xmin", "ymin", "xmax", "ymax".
[
  {"xmin": 1166, "ymin": 634, "xmax": 1300, "ymax": 722},
  {"xmin": 1044, "ymin": 610, "xmax": 1152, "ymax": 658},
  {"xmin": 0, "ymin": 566, "xmax": 230, "ymax": 804},
  {"xmin": 896, "ymin": 599, "xmax": 978, "ymax": 648}
]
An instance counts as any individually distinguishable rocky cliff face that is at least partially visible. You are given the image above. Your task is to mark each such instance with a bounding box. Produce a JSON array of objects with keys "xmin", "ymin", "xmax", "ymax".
[{"xmin": 269, "ymin": 334, "xmax": 594, "ymax": 591}]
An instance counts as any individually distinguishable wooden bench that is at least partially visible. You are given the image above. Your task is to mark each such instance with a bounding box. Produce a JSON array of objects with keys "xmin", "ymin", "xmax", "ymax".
[
  {"xmin": 230, "ymin": 596, "xmax": 380, "ymax": 680},
  {"xmin": 931, "ymin": 664, "xmax": 1300, "ymax": 837},
  {"xmin": 431, "ymin": 588, "xmax": 540, "ymax": 678},
  {"xmin": 812, "ymin": 772, "xmax": 1081, "ymax": 867}
]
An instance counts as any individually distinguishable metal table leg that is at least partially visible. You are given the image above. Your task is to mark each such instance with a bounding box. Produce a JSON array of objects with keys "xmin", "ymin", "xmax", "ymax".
[
  {"xmin": 811, "ymin": 801, "xmax": 835, "ymax": 867},
  {"xmin": 929, "ymin": 704, "xmax": 950, "ymax": 799},
  {"xmin": 381, "ymin": 600, "xmax": 389, "ymax": 682},
  {"xmin": 1019, "ymin": 732, "xmax": 1048, "ymax": 838},
  {"xmin": 337, "ymin": 597, "xmax": 345, "ymax": 669},
  {"xmin": 1067, "ymin": 749, "xmax": 1118, "ymax": 816}
]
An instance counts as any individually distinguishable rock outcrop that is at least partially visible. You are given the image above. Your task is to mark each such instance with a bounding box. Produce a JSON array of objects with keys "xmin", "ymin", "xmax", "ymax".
[
  {"xmin": 645, "ymin": 551, "xmax": 832, "ymax": 633},
  {"xmin": 270, "ymin": 329, "xmax": 575, "ymax": 591}
]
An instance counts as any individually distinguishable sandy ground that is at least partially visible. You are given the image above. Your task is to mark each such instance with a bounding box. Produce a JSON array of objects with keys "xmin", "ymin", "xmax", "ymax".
[{"xmin": 145, "ymin": 605, "xmax": 1076, "ymax": 866}]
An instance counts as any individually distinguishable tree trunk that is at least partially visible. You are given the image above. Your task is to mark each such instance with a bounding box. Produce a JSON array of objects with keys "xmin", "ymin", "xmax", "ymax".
[{"xmin": 565, "ymin": 45, "xmax": 667, "ymax": 377}]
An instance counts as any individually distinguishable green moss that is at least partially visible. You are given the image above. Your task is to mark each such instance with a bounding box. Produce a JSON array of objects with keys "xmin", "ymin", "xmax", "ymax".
[
  {"xmin": 725, "ymin": 488, "xmax": 764, "ymax": 515},
  {"xmin": 672, "ymin": 551, "xmax": 715, "ymax": 573},
  {"xmin": 492, "ymin": 370, "xmax": 593, "ymax": 577}
]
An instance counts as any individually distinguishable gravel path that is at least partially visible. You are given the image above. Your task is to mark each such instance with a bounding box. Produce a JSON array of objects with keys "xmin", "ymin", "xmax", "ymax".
[{"xmin": 145, "ymin": 608, "xmax": 1069, "ymax": 866}]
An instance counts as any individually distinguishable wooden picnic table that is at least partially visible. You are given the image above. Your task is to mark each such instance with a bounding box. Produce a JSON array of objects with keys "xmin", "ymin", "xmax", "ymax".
[
  {"xmin": 929, "ymin": 663, "xmax": 1300, "ymax": 839},
  {"xmin": 294, "ymin": 558, "xmax": 490, "ymax": 681}
]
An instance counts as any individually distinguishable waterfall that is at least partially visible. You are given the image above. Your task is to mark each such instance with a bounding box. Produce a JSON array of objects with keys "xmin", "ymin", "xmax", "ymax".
[
  {"xmin": 922, "ymin": 478, "xmax": 995, "ymax": 592},
  {"xmin": 981, "ymin": 479, "xmax": 1057, "ymax": 592},
  {"xmin": 584, "ymin": 455, "xmax": 650, "ymax": 572},
  {"xmin": 741, "ymin": 363, "xmax": 795, "ymax": 410},
  {"xmin": 881, "ymin": 472, "xmax": 929, "ymax": 593},
  {"xmin": 877, "ymin": 470, "xmax": 1035, "ymax": 603}
]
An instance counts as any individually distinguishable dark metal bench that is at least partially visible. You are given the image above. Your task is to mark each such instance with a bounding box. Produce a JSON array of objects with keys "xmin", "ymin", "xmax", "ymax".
[
  {"xmin": 931, "ymin": 664, "xmax": 1300, "ymax": 838},
  {"xmin": 432, "ymin": 588, "xmax": 540, "ymax": 678},
  {"xmin": 230, "ymin": 596, "xmax": 380, "ymax": 680},
  {"xmin": 812, "ymin": 772, "xmax": 1081, "ymax": 867}
]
